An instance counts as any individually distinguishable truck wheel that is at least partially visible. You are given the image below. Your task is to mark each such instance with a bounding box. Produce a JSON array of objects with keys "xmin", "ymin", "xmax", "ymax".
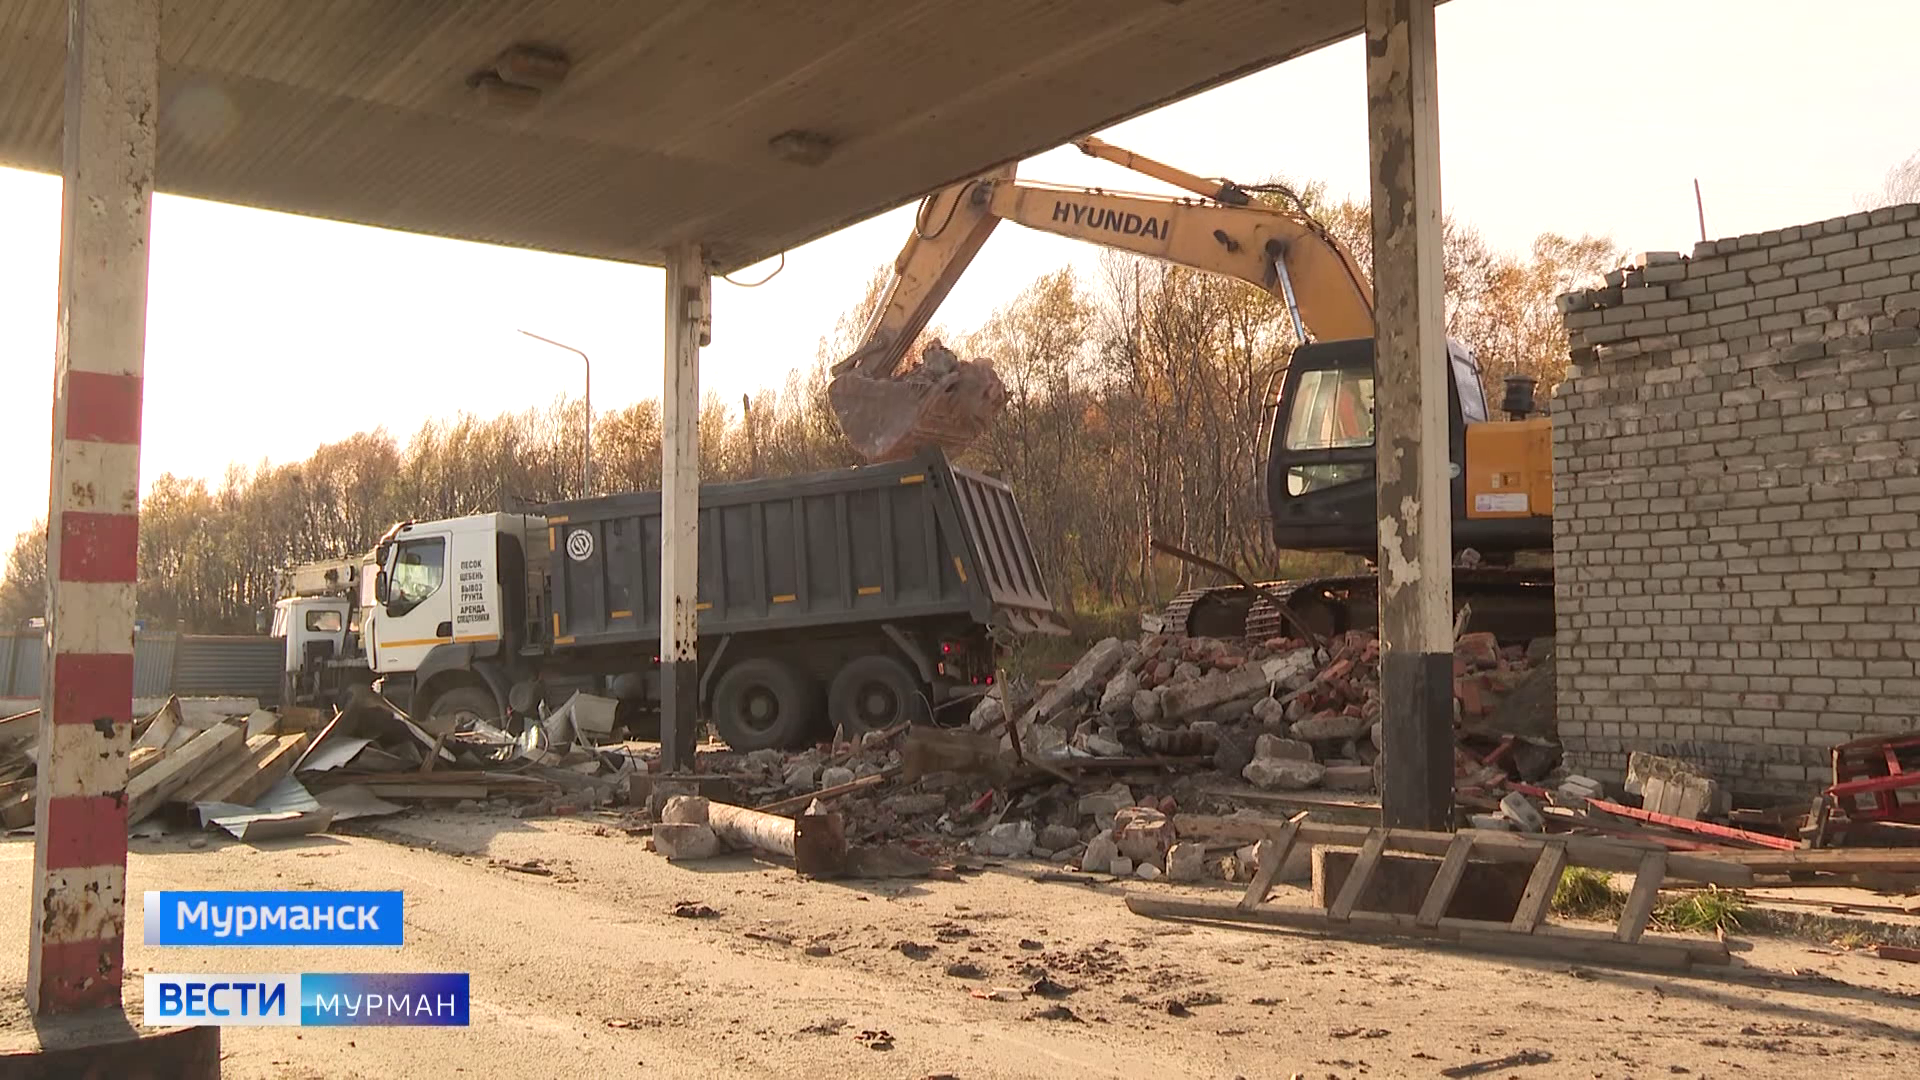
[
  {"xmin": 828, "ymin": 655, "xmax": 922, "ymax": 739},
  {"xmin": 425, "ymin": 685, "xmax": 499, "ymax": 735},
  {"xmin": 710, "ymin": 659, "xmax": 818, "ymax": 752}
]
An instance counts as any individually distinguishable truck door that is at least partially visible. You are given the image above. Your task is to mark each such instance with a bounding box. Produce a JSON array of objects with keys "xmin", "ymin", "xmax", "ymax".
[{"xmin": 369, "ymin": 532, "xmax": 454, "ymax": 674}]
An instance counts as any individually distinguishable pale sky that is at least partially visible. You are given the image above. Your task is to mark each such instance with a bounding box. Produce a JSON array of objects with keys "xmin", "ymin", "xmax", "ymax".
[{"xmin": 0, "ymin": 0, "xmax": 1912, "ymax": 548}]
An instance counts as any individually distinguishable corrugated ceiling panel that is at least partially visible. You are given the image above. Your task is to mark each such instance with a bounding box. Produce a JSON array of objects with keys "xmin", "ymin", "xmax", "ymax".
[{"xmin": 0, "ymin": 0, "xmax": 1365, "ymax": 271}]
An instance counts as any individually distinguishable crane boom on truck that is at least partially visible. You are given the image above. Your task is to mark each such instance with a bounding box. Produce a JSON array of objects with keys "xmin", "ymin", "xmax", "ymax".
[{"xmin": 828, "ymin": 137, "xmax": 1556, "ymax": 643}]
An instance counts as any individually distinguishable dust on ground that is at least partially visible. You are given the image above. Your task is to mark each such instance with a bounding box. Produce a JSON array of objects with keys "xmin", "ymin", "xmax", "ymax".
[{"xmin": 2, "ymin": 808, "xmax": 1917, "ymax": 1079}]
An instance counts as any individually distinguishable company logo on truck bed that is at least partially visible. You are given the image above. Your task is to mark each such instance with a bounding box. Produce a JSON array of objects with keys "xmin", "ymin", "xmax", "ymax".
[
  {"xmin": 566, "ymin": 529, "xmax": 594, "ymax": 562},
  {"xmin": 1051, "ymin": 199, "xmax": 1169, "ymax": 241}
]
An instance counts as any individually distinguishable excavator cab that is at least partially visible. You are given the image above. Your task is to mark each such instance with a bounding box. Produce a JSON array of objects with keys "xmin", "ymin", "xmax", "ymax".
[{"xmin": 1265, "ymin": 338, "xmax": 1553, "ymax": 559}]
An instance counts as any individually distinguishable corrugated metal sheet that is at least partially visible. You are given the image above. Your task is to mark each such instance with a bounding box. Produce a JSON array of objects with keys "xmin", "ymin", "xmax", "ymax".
[{"xmin": 0, "ymin": 0, "xmax": 1360, "ymax": 271}]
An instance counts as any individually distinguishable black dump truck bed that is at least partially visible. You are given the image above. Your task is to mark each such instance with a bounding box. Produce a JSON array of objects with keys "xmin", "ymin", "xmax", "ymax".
[{"xmin": 540, "ymin": 450, "xmax": 1061, "ymax": 648}]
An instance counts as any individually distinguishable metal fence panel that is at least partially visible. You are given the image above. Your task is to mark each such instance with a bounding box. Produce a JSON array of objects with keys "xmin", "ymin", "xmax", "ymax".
[
  {"xmin": 133, "ymin": 632, "xmax": 179, "ymax": 698},
  {"xmin": 0, "ymin": 631, "xmax": 282, "ymax": 704},
  {"xmin": 172, "ymin": 636, "xmax": 282, "ymax": 704}
]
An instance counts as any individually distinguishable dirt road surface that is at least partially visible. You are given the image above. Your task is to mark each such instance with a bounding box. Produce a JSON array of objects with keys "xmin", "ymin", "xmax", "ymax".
[{"xmin": 3, "ymin": 809, "xmax": 1918, "ymax": 1079}]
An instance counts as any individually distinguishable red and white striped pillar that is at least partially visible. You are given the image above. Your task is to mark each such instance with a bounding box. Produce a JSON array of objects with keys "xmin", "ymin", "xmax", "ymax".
[{"xmin": 28, "ymin": 0, "xmax": 159, "ymax": 1015}]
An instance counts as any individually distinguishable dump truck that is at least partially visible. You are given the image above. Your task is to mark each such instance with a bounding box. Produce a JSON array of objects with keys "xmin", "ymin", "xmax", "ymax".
[{"xmin": 334, "ymin": 449, "xmax": 1058, "ymax": 750}]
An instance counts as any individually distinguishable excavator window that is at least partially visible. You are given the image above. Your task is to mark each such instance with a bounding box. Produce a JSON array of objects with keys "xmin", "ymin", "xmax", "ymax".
[{"xmin": 1282, "ymin": 368, "xmax": 1375, "ymax": 496}]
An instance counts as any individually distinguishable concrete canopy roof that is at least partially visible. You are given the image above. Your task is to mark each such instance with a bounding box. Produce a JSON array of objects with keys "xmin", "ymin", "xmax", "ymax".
[{"xmin": 0, "ymin": 0, "xmax": 1363, "ymax": 273}]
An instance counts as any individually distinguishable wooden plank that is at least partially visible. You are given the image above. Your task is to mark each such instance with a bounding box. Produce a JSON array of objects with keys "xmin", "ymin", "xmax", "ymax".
[
  {"xmin": 128, "ymin": 745, "xmax": 164, "ymax": 780},
  {"xmin": 1329, "ymin": 828, "xmax": 1387, "ymax": 922},
  {"xmin": 1615, "ymin": 849, "xmax": 1668, "ymax": 944},
  {"xmin": 172, "ymin": 735, "xmax": 278, "ymax": 807},
  {"xmin": 1510, "ymin": 841, "xmax": 1568, "ymax": 933},
  {"xmin": 127, "ymin": 722, "xmax": 246, "ymax": 825},
  {"xmin": 1126, "ymin": 894, "xmax": 1717, "ymax": 971},
  {"xmin": 221, "ymin": 733, "xmax": 311, "ymax": 807},
  {"xmin": 1696, "ymin": 848, "xmax": 1920, "ymax": 873},
  {"xmin": 1585, "ymin": 796, "xmax": 1799, "ymax": 850},
  {"xmin": 1417, "ymin": 833, "xmax": 1477, "ymax": 928},
  {"xmin": 1238, "ymin": 839, "xmax": 1280, "ymax": 911},
  {"xmin": 1237, "ymin": 811, "xmax": 1307, "ymax": 911},
  {"xmin": 1173, "ymin": 814, "xmax": 1753, "ymax": 886}
]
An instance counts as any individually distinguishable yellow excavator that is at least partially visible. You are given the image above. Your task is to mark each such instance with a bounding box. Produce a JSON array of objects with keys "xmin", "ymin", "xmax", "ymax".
[{"xmin": 828, "ymin": 139, "xmax": 1555, "ymax": 641}]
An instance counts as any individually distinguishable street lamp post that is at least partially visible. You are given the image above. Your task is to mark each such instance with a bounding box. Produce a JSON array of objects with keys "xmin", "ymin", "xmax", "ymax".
[{"xmin": 518, "ymin": 329, "xmax": 592, "ymax": 493}]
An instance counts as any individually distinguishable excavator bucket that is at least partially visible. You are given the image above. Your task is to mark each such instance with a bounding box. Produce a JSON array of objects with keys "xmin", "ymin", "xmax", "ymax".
[{"xmin": 829, "ymin": 343, "xmax": 1007, "ymax": 463}]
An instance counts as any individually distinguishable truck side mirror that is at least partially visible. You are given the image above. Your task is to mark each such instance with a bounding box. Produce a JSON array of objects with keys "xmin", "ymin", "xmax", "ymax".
[{"xmin": 374, "ymin": 570, "xmax": 390, "ymax": 605}]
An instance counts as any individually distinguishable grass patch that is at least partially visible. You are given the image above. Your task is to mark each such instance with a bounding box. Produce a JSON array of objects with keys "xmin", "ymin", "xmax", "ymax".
[
  {"xmin": 1652, "ymin": 886, "xmax": 1747, "ymax": 934},
  {"xmin": 1551, "ymin": 866, "xmax": 1625, "ymax": 921}
]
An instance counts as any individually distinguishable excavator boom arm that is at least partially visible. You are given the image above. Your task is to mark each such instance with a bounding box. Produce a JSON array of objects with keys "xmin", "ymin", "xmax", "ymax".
[
  {"xmin": 828, "ymin": 140, "xmax": 1376, "ymax": 461},
  {"xmin": 984, "ymin": 182, "xmax": 1374, "ymax": 341}
]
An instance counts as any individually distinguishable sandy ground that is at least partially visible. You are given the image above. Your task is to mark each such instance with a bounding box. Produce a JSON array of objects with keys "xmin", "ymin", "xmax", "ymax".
[{"xmin": 3, "ymin": 809, "xmax": 1919, "ymax": 1079}]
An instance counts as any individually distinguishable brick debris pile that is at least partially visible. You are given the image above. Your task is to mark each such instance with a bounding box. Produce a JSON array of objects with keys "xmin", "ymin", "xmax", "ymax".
[{"xmin": 640, "ymin": 624, "xmax": 1561, "ymax": 882}]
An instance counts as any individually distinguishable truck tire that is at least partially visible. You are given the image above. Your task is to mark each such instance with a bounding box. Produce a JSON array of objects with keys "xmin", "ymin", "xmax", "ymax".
[
  {"xmin": 827, "ymin": 654, "xmax": 922, "ymax": 739},
  {"xmin": 710, "ymin": 659, "xmax": 818, "ymax": 752},
  {"xmin": 424, "ymin": 685, "xmax": 500, "ymax": 735}
]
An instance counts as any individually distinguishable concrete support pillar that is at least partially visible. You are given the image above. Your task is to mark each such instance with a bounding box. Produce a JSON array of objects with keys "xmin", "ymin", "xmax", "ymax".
[
  {"xmin": 659, "ymin": 244, "xmax": 710, "ymax": 772},
  {"xmin": 1365, "ymin": 0, "xmax": 1454, "ymax": 831},
  {"xmin": 29, "ymin": 0, "xmax": 159, "ymax": 1014}
]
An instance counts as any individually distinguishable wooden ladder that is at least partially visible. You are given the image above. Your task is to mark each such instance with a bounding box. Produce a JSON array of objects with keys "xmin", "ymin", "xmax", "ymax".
[{"xmin": 1136, "ymin": 816, "xmax": 1734, "ymax": 971}]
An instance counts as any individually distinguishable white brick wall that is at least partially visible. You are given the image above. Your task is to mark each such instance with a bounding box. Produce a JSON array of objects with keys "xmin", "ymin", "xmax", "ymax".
[{"xmin": 1554, "ymin": 203, "xmax": 1920, "ymax": 796}]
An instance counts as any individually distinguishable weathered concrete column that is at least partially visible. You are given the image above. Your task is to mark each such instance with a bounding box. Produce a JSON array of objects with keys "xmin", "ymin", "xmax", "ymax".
[
  {"xmin": 1366, "ymin": 0, "xmax": 1454, "ymax": 830},
  {"xmin": 659, "ymin": 244, "xmax": 710, "ymax": 772},
  {"xmin": 30, "ymin": 0, "xmax": 159, "ymax": 1014}
]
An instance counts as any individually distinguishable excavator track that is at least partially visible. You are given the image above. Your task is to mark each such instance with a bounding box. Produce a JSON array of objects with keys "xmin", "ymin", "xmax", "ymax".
[{"xmin": 1160, "ymin": 566, "xmax": 1555, "ymax": 645}]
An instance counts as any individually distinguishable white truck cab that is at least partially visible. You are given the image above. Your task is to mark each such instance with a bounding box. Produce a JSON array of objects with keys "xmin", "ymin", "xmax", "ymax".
[{"xmin": 366, "ymin": 513, "xmax": 538, "ymax": 674}]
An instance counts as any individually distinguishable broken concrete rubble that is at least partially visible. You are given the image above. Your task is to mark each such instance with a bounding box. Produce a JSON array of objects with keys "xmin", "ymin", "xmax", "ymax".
[
  {"xmin": 1158, "ymin": 665, "xmax": 1268, "ymax": 723},
  {"xmin": 1031, "ymin": 637, "xmax": 1127, "ymax": 725},
  {"xmin": 1243, "ymin": 756, "xmax": 1325, "ymax": 791},
  {"xmin": 653, "ymin": 822, "xmax": 720, "ymax": 861},
  {"xmin": 1165, "ymin": 842, "xmax": 1205, "ymax": 882},
  {"xmin": 972, "ymin": 820, "xmax": 1036, "ymax": 858},
  {"xmin": 1253, "ymin": 734, "xmax": 1313, "ymax": 762},
  {"xmin": 1290, "ymin": 712, "xmax": 1372, "ymax": 743},
  {"xmin": 1080, "ymin": 831, "xmax": 1120, "ymax": 874},
  {"xmin": 1114, "ymin": 806, "xmax": 1173, "ymax": 869}
]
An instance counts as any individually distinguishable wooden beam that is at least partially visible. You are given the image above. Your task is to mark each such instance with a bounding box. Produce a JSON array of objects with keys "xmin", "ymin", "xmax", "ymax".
[
  {"xmin": 1510, "ymin": 841, "xmax": 1567, "ymax": 933},
  {"xmin": 1173, "ymin": 814, "xmax": 1753, "ymax": 886},
  {"xmin": 1694, "ymin": 848, "xmax": 1920, "ymax": 873},
  {"xmin": 219, "ymin": 732, "xmax": 312, "ymax": 808},
  {"xmin": 172, "ymin": 734, "xmax": 277, "ymax": 806},
  {"xmin": 1417, "ymin": 832, "xmax": 1475, "ymax": 928},
  {"xmin": 1126, "ymin": 894, "xmax": 1721, "ymax": 970},
  {"xmin": 127, "ymin": 722, "xmax": 245, "ymax": 825},
  {"xmin": 1330, "ymin": 828, "xmax": 1388, "ymax": 922},
  {"xmin": 1615, "ymin": 849, "xmax": 1667, "ymax": 944},
  {"xmin": 1238, "ymin": 812, "xmax": 1307, "ymax": 912}
]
